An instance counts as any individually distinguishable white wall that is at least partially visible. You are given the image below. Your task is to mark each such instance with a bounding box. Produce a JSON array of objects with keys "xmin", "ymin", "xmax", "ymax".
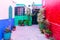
[
  {"xmin": 0, "ymin": 0, "xmax": 15, "ymax": 20},
  {"xmin": 13, "ymin": 0, "xmax": 42, "ymax": 7},
  {"xmin": 0, "ymin": 0, "xmax": 42, "ymax": 20},
  {"xmin": 14, "ymin": 0, "xmax": 42, "ymax": 14}
]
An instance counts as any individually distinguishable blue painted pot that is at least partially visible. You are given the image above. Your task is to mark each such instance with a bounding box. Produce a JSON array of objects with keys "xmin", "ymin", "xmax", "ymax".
[{"xmin": 3, "ymin": 32, "xmax": 11, "ymax": 40}]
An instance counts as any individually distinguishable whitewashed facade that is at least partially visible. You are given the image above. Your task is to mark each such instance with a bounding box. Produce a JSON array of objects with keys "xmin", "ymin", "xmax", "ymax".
[{"xmin": 0, "ymin": 0, "xmax": 15, "ymax": 20}]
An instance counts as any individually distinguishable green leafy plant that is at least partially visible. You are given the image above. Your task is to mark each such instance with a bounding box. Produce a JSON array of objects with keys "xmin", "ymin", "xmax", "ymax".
[
  {"xmin": 24, "ymin": 20, "xmax": 29, "ymax": 25},
  {"xmin": 5, "ymin": 29, "xmax": 11, "ymax": 33},
  {"xmin": 45, "ymin": 29, "xmax": 51, "ymax": 34},
  {"xmin": 18, "ymin": 20, "xmax": 23, "ymax": 26}
]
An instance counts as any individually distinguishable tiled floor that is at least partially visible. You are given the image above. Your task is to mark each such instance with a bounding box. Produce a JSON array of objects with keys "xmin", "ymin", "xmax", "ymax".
[{"xmin": 11, "ymin": 25, "xmax": 49, "ymax": 40}]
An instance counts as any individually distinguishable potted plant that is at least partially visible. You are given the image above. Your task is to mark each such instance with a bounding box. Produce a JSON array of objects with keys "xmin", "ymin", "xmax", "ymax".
[
  {"xmin": 45, "ymin": 29, "xmax": 52, "ymax": 39},
  {"xmin": 3, "ymin": 27, "xmax": 11, "ymax": 40},
  {"xmin": 24, "ymin": 20, "xmax": 29, "ymax": 26},
  {"xmin": 18, "ymin": 20, "xmax": 23, "ymax": 26},
  {"xmin": 22, "ymin": 21, "xmax": 24, "ymax": 26},
  {"xmin": 12, "ymin": 26, "xmax": 16, "ymax": 31}
]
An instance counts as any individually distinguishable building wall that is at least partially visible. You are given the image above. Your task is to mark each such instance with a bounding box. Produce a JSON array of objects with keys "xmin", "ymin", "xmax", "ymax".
[
  {"xmin": 13, "ymin": 0, "xmax": 42, "ymax": 6},
  {"xmin": 45, "ymin": 0, "xmax": 60, "ymax": 40},
  {"xmin": 0, "ymin": 0, "xmax": 15, "ymax": 20},
  {"xmin": 0, "ymin": 0, "xmax": 15, "ymax": 39}
]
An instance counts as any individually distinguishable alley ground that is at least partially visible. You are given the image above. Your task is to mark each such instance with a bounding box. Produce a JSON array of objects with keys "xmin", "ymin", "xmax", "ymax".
[{"xmin": 11, "ymin": 25, "xmax": 49, "ymax": 40}]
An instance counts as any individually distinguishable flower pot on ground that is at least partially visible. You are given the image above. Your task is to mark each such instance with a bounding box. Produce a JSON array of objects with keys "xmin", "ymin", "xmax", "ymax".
[
  {"xmin": 24, "ymin": 20, "xmax": 29, "ymax": 26},
  {"xmin": 12, "ymin": 26, "xmax": 16, "ymax": 31},
  {"xmin": 49, "ymin": 37, "xmax": 54, "ymax": 40},
  {"xmin": 45, "ymin": 29, "xmax": 52, "ymax": 39},
  {"xmin": 45, "ymin": 29, "xmax": 51, "ymax": 34},
  {"xmin": 39, "ymin": 22, "xmax": 47, "ymax": 34},
  {"xmin": 18, "ymin": 20, "xmax": 23, "ymax": 26},
  {"xmin": 22, "ymin": 23, "xmax": 24, "ymax": 26},
  {"xmin": 45, "ymin": 33, "xmax": 50, "ymax": 39},
  {"xmin": 3, "ymin": 28, "xmax": 11, "ymax": 40},
  {"xmin": 21, "ymin": 20, "xmax": 24, "ymax": 26}
]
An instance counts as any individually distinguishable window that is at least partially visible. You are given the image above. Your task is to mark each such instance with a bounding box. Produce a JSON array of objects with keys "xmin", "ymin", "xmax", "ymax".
[{"xmin": 15, "ymin": 7, "xmax": 25, "ymax": 16}]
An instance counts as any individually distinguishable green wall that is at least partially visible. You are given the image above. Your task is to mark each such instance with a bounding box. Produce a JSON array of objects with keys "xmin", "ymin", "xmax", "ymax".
[{"xmin": 15, "ymin": 15, "xmax": 32, "ymax": 26}]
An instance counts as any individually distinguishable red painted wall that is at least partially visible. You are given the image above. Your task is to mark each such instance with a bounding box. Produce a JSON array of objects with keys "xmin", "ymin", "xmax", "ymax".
[{"xmin": 45, "ymin": 0, "xmax": 60, "ymax": 40}]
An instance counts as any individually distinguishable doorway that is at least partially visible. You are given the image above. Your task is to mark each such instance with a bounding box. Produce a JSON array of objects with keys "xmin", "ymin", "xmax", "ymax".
[
  {"xmin": 9, "ymin": 6, "xmax": 12, "ymax": 19},
  {"xmin": 32, "ymin": 9, "xmax": 40, "ymax": 24}
]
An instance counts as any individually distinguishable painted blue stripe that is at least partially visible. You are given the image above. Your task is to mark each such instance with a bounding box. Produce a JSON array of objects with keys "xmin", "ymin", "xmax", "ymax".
[
  {"xmin": 0, "ymin": 18, "xmax": 14, "ymax": 40},
  {"xmin": 33, "ymin": 4, "xmax": 42, "ymax": 6},
  {"xmin": 0, "ymin": 31, "xmax": 3, "ymax": 40},
  {"xmin": 16, "ymin": 4, "xmax": 25, "ymax": 7}
]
